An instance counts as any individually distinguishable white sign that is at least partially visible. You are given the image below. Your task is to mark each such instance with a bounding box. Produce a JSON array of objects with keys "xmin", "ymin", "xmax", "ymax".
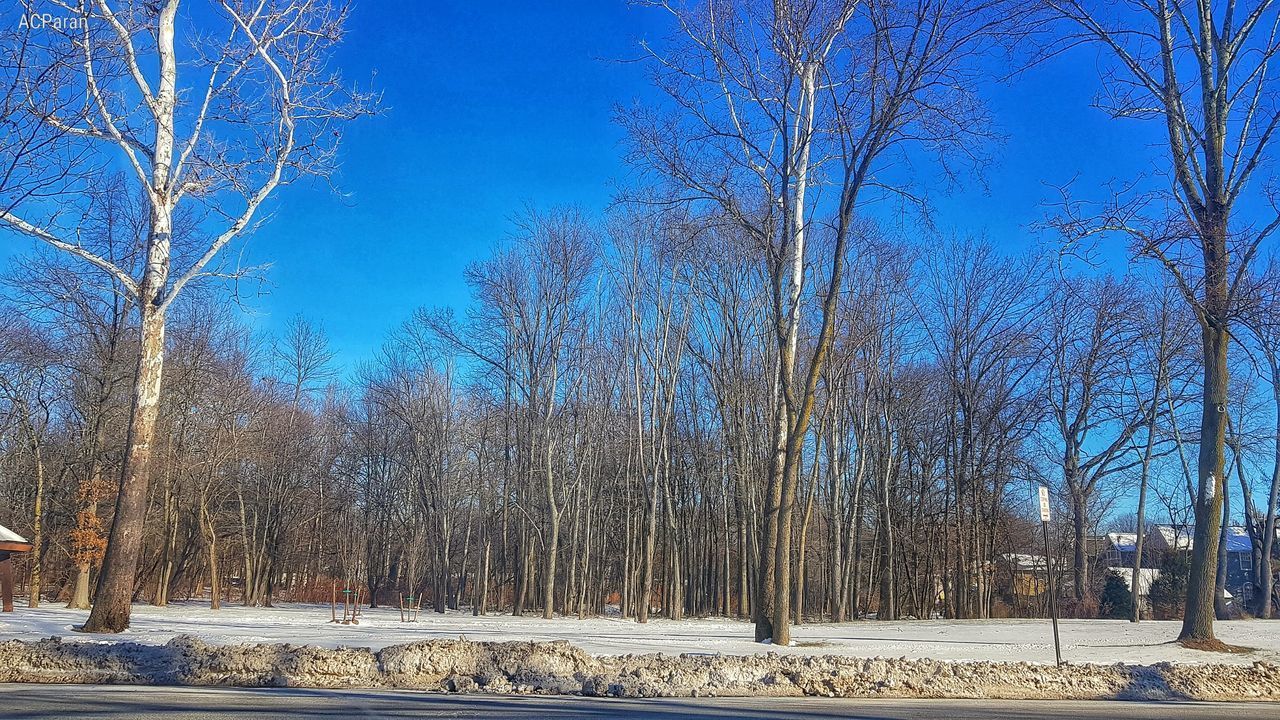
[{"xmin": 1038, "ymin": 485, "xmax": 1051, "ymax": 523}]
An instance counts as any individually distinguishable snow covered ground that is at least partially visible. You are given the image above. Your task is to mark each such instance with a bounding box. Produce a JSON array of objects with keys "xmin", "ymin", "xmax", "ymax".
[{"xmin": 2, "ymin": 602, "xmax": 1277, "ymax": 665}]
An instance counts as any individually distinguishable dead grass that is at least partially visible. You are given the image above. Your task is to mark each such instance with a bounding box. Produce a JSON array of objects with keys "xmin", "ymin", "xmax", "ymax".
[
  {"xmin": 792, "ymin": 640, "xmax": 832, "ymax": 649},
  {"xmin": 1178, "ymin": 637, "xmax": 1253, "ymax": 654}
]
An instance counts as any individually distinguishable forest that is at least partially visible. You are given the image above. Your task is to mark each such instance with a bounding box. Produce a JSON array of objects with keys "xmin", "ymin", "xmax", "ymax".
[{"xmin": 0, "ymin": 0, "xmax": 1278, "ymax": 652}]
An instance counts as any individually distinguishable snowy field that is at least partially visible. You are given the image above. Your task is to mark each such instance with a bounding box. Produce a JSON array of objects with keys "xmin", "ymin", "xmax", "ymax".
[{"xmin": 3, "ymin": 602, "xmax": 1279, "ymax": 666}]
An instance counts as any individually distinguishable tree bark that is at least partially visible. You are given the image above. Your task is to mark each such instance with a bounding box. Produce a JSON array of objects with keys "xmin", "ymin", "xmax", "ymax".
[
  {"xmin": 1214, "ymin": 475, "xmax": 1230, "ymax": 620},
  {"xmin": 1071, "ymin": 488, "xmax": 1087, "ymax": 604},
  {"xmin": 541, "ymin": 422, "xmax": 560, "ymax": 619},
  {"xmin": 81, "ymin": 0, "xmax": 178, "ymax": 633},
  {"xmin": 1131, "ymin": 393, "xmax": 1159, "ymax": 622},
  {"xmin": 82, "ymin": 299, "xmax": 167, "ymax": 632},
  {"xmin": 1181, "ymin": 320, "xmax": 1228, "ymax": 642},
  {"xmin": 0, "ymin": 557, "xmax": 13, "ymax": 613},
  {"xmin": 1261, "ymin": 353, "xmax": 1280, "ymax": 620},
  {"xmin": 28, "ymin": 445, "xmax": 43, "ymax": 608},
  {"xmin": 207, "ymin": 505, "xmax": 221, "ymax": 613},
  {"xmin": 638, "ymin": 457, "xmax": 659, "ymax": 623}
]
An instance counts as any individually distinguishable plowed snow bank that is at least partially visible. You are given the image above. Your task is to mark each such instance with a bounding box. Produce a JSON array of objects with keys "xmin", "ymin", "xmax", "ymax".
[{"xmin": 2, "ymin": 635, "xmax": 1277, "ymax": 701}]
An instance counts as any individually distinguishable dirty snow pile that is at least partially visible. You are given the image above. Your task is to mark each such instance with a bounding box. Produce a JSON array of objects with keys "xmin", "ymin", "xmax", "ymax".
[
  {"xmin": 1, "ymin": 635, "xmax": 1279, "ymax": 701},
  {"xmin": 4, "ymin": 603, "xmax": 1280, "ymax": 700}
]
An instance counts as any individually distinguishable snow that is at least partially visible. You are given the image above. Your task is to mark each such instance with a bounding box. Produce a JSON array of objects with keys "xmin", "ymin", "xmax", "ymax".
[
  {"xmin": 1223, "ymin": 525, "xmax": 1256, "ymax": 554},
  {"xmin": 1152, "ymin": 525, "xmax": 1194, "ymax": 551},
  {"xmin": 999, "ymin": 553, "xmax": 1046, "ymax": 570},
  {"xmin": 0, "ymin": 525, "xmax": 28, "ymax": 544},
  {"xmin": 1144, "ymin": 525, "xmax": 1275, "ymax": 553},
  {"xmin": 1105, "ymin": 532, "xmax": 1137, "ymax": 553},
  {"xmin": 2, "ymin": 602, "xmax": 1278, "ymax": 665},
  {"xmin": 1105, "ymin": 566, "xmax": 1160, "ymax": 597}
]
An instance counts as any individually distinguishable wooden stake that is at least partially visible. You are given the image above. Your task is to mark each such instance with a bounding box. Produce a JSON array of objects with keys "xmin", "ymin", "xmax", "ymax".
[{"xmin": 0, "ymin": 557, "xmax": 13, "ymax": 613}]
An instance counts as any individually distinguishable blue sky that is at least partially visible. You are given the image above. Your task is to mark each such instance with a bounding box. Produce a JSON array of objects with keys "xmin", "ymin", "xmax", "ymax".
[
  {"xmin": 230, "ymin": 0, "xmax": 672, "ymax": 369},
  {"xmin": 253, "ymin": 0, "xmax": 1156, "ymax": 372},
  {"xmin": 3, "ymin": 1, "xmax": 1163, "ymax": 371}
]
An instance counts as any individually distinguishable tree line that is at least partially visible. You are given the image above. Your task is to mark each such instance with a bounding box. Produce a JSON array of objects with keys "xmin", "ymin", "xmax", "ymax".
[
  {"xmin": 0, "ymin": 0, "xmax": 1279, "ymax": 650},
  {"xmin": 3, "ymin": 212, "xmax": 1280, "ymax": 632}
]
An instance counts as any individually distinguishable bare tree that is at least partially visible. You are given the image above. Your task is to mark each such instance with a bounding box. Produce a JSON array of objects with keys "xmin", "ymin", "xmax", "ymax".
[
  {"xmin": 1040, "ymin": 275, "xmax": 1152, "ymax": 606},
  {"xmin": 631, "ymin": 0, "xmax": 1024, "ymax": 645},
  {"xmin": 424, "ymin": 208, "xmax": 597, "ymax": 620},
  {"xmin": 1244, "ymin": 259, "xmax": 1280, "ymax": 618},
  {"xmin": 1049, "ymin": 0, "xmax": 1280, "ymax": 640},
  {"xmin": 916, "ymin": 238, "xmax": 1045, "ymax": 619},
  {"xmin": 0, "ymin": 321, "xmax": 63, "ymax": 608},
  {"xmin": 609, "ymin": 208, "xmax": 693, "ymax": 622},
  {"xmin": 1048, "ymin": 0, "xmax": 1280, "ymax": 644},
  {"xmin": 1129, "ymin": 282, "xmax": 1197, "ymax": 621},
  {"xmin": 0, "ymin": 0, "xmax": 371, "ymax": 631}
]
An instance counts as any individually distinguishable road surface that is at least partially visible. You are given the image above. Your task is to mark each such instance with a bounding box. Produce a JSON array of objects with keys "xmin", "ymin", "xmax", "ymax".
[{"xmin": 1, "ymin": 685, "xmax": 1277, "ymax": 719}]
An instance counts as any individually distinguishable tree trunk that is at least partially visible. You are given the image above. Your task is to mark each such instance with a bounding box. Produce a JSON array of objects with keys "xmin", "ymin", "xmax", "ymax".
[
  {"xmin": 756, "ymin": 384, "xmax": 786, "ymax": 642},
  {"xmin": 620, "ymin": 500, "xmax": 633, "ymax": 619},
  {"xmin": 82, "ymin": 299, "xmax": 167, "ymax": 632},
  {"xmin": 1261, "ymin": 356, "xmax": 1280, "ymax": 620},
  {"xmin": 1181, "ymin": 319, "xmax": 1228, "ymax": 642},
  {"xmin": 1131, "ymin": 392, "xmax": 1159, "ymax": 622},
  {"xmin": 69, "ymin": 560, "xmax": 92, "ymax": 611},
  {"xmin": 1214, "ymin": 483, "xmax": 1230, "ymax": 620},
  {"xmin": 771, "ymin": 452, "xmax": 801, "ymax": 645},
  {"xmin": 479, "ymin": 539, "xmax": 491, "ymax": 616},
  {"xmin": 154, "ymin": 460, "xmax": 178, "ymax": 607},
  {"xmin": 0, "ymin": 557, "xmax": 13, "ymax": 613},
  {"xmin": 542, "ymin": 435, "xmax": 560, "ymax": 620},
  {"xmin": 829, "ymin": 432, "xmax": 845, "ymax": 622},
  {"xmin": 877, "ymin": 443, "xmax": 896, "ymax": 621},
  {"xmin": 1072, "ymin": 491, "xmax": 1088, "ymax": 605},
  {"xmin": 794, "ymin": 476, "xmax": 816, "ymax": 625},
  {"xmin": 69, "ymin": 492, "xmax": 101, "ymax": 610},
  {"xmin": 28, "ymin": 445, "xmax": 44, "ymax": 608},
  {"xmin": 513, "ymin": 524, "xmax": 528, "ymax": 616},
  {"xmin": 638, "ymin": 464, "xmax": 659, "ymax": 623},
  {"xmin": 662, "ymin": 471, "xmax": 683, "ymax": 620},
  {"xmin": 81, "ymin": 0, "xmax": 177, "ymax": 633},
  {"xmin": 208, "ymin": 525, "xmax": 221, "ymax": 611}
]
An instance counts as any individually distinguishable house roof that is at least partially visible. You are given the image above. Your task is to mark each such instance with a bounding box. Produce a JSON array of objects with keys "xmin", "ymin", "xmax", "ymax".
[
  {"xmin": 1148, "ymin": 524, "xmax": 1271, "ymax": 554},
  {"xmin": 1152, "ymin": 525, "xmax": 1194, "ymax": 551},
  {"xmin": 1106, "ymin": 567, "xmax": 1160, "ymax": 596},
  {"xmin": 1106, "ymin": 532, "xmax": 1137, "ymax": 553},
  {"xmin": 1000, "ymin": 553, "xmax": 1047, "ymax": 570},
  {"xmin": 1223, "ymin": 526, "xmax": 1254, "ymax": 554},
  {"xmin": 1105, "ymin": 567, "xmax": 1233, "ymax": 599}
]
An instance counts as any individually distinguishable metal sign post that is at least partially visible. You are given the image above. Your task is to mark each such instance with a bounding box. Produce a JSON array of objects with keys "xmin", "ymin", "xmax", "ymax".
[{"xmin": 1038, "ymin": 485, "xmax": 1063, "ymax": 666}]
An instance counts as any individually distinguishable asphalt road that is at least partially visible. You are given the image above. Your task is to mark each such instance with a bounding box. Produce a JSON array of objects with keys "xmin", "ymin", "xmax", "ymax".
[{"xmin": 2, "ymin": 685, "xmax": 1278, "ymax": 720}]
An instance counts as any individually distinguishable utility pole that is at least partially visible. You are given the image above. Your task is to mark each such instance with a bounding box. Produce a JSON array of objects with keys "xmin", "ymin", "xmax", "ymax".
[{"xmin": 1039, "ymin": 485, "xmax": 1063, "ymax": 665}]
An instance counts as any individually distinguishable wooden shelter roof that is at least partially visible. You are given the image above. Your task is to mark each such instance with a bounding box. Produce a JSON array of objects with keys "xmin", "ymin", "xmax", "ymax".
[{"xmin": 0, "ymin": 524, "xmax": 32, "ymax": 553}]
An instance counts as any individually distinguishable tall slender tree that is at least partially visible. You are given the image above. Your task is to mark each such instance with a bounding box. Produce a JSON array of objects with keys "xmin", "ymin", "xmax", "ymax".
[
  {"xmin": 0, "ymin": 0, "xmax": 371, "ymax": 631},
  {"xmin": 1049, "ymin": 0, "xmax": 1280, "ymax": 643}
]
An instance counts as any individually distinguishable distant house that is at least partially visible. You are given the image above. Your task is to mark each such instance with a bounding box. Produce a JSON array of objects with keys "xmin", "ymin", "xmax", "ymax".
[
  {"xmin": 1105, "ymin": 566, "xmax": 1161, "ymax": 613},
  {"xmin": 1101, "ymin": 533, "xmax": 1138, "ymax": 568},
  {"xmin": 1129, "ymin": 524, "xmax": 1276, "ymax": 606},
  {"xmin": 1145, "ymin": 524, "xmax": 1194, "ymax": 555},
  {"xmin": 997, "ymin": 553, "xmax": 1048, "ymax": 609},
  {"xmin": 1222, "ymin": 526, "xmax": 1258, "ymax": 605}
]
